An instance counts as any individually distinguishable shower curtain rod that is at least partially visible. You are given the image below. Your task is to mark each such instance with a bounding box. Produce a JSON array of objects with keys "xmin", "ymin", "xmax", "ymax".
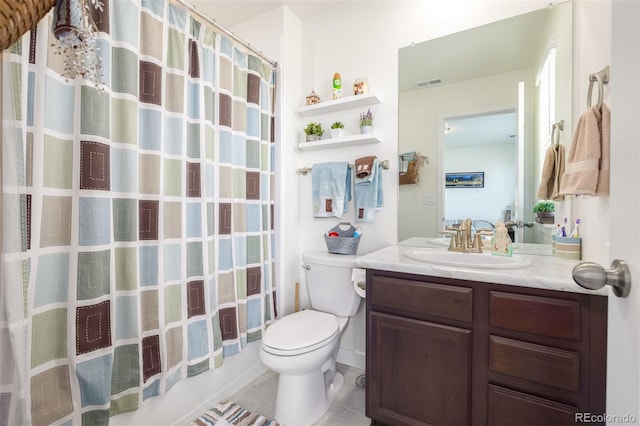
[{"xmin": 171, "ymin": 0, "xmax": 278, "ymax": 69}]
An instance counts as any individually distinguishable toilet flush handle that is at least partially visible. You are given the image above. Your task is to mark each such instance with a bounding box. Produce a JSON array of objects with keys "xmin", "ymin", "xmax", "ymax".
[{"xmin": 301, "ymin": 264, "xmax": 310, "ymax": 271}]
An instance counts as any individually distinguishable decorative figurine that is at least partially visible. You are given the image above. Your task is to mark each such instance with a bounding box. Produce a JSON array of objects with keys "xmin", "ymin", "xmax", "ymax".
[
  {"xmin": 354, "ymin": 78, "xmax": 369, "ymax": 95},
  {"xmin": 305, "ymin": 90, "xmax": 320, "ymax": 105}
]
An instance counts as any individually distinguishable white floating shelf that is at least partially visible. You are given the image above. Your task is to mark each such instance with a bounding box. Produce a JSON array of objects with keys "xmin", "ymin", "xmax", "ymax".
[
  {"xmin": 297, "ymin": 133, "xmax": 383, "ymax": 150},
  {"xmin": 298, "ymin": 92, "xmax": 383, "ymax": 116}
]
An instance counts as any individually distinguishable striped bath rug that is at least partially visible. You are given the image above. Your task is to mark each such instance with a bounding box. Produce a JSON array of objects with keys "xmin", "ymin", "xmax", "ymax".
[{"xmin": 189, "ymin": 400, "xmax": 281, "ymax": 426}]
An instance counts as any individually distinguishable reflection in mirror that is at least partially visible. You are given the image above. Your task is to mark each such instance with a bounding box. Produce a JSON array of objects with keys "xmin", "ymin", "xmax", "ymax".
[
  {"xmin": 444, "ymin": 110, "xmax": 516, "ymax": 229},
  {"xmin": 398, "ymin": 2, "xmax": 572, "ymax": 247}
]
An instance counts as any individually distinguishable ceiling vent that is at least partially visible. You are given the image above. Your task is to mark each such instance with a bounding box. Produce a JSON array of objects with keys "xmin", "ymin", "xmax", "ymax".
[{"xmin": 416, "ymin": 79, "xmax": 442, "ymax": 88}]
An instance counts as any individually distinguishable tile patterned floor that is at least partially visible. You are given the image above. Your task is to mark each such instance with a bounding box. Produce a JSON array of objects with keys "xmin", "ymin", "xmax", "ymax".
[{"xmin": 228, "ymin": 363, "xmax": 370, "ymax": 425}]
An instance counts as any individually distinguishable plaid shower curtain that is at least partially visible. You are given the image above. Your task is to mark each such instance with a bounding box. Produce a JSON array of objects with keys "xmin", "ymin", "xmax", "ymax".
[{"xmin": 0, "ymin": 1, "xmax": 277, "ymax": 425}]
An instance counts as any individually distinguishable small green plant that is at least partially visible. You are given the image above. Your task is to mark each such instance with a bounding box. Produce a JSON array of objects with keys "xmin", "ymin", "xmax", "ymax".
[
  {"xmin": 304, "ymin": 122, "xmax": 324, "ymax": 136},
  {"xmin": 331, "ymin": 121, "xmax": 344, "ymax": 129},
  {"xmin": 533, "ymin": 200, "xmax": 555, "ymax": 213},
  {"xmin": 360, "ymin": 108, "xmax": 373, "ymax": 127}
]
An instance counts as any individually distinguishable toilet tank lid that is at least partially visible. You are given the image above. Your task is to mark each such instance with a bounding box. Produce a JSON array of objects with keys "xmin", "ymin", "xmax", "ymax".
[{"xmin": 303, "ymin": 251, "xmax": 356, "ymax": 267}]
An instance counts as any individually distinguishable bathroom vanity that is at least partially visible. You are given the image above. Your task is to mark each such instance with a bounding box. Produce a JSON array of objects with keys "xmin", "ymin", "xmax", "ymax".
[{"xmin": 356, "ymin": 243, "xmax": 608, "ymax": 426}]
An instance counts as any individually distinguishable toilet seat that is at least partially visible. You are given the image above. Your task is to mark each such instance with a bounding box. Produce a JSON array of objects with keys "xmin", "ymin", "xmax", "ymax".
[{"xmin": 262, "ymin": 310, "xmax": 339, "ymax": 356}]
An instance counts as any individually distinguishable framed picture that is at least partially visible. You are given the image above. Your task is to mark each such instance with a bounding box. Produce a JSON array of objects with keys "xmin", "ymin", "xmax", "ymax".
[{"xmin": 445, "ymin": 172, "xmax": 484, "ymax": 188}]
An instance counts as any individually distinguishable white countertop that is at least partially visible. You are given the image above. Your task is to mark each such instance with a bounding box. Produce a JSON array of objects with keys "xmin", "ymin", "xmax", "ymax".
[{"xmin": 355, "ymin": 238, "xmax": 608, "ymax": 296}]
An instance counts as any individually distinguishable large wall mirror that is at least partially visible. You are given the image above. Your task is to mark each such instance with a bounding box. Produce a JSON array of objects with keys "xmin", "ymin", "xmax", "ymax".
[{"xmin": 398, "ymin": 2, "xmax": 572, "ymax": 246}]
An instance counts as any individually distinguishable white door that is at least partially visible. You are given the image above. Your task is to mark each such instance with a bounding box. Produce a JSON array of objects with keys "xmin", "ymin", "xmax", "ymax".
[{"xmin": 607, "ymin": 0, "xmax": 639, "ymax": 420}]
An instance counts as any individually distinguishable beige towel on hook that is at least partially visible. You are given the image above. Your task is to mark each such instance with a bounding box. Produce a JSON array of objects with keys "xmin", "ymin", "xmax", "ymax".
[
  {"xmin": 536, "ymin": 143, "xmax": 565, "ymax": 201},
  {"xmin": 559, "ymin": 104, "xmax": 610, "ymax": 196}
]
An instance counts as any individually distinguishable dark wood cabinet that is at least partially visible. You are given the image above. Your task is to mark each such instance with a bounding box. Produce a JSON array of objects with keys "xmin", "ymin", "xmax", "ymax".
[
  {"xmin": 369, "ymin": 311, "xmax": 472, "ymax": 425},
  {"xmin": 365, "ymin": 270, "xmax": 607, "ymax": 426}
]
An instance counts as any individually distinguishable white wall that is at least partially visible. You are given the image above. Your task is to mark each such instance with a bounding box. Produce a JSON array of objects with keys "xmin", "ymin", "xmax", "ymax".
[
  {"xmin": 445, "ymin": 143, "xmax": 516, "ymax": 224},
  {"xmin": 564, "ymin": 0, "xmax": 611, "ymax": 264}
]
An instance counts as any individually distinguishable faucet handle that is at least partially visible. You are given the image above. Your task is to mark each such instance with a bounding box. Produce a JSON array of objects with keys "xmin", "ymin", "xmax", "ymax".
[
  {"xmin": 475, "ymin": 230, "xmax": 494, "ymax": 248},
  {"xmin": 439, "ymin": 229, "xmax": 457, "ymax": 247},
  {"xmin": 470, "ymin": 234, "xmax": 483, "ymax": 253},
  {"xmin": 471, "ymin": 231, "xmax": 493, "ymax": 253}
]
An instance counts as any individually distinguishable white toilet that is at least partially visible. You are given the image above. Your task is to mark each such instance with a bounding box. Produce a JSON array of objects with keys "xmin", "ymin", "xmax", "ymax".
[{"xmin": 260, "ymin": 251, "xmax": 363, "ymax": 426}]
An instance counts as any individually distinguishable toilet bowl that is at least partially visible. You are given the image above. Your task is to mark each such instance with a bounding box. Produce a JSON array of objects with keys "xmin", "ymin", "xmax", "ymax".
[
  {"xmin": 260, "ymin": 310, "xmax": 349, "ymax": 425},
  {"xmin": 260, "ymin": 251, "xmax": 363, "ymax": 426}
]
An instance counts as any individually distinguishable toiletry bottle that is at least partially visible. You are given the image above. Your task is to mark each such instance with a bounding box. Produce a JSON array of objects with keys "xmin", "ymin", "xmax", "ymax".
[{"xmin": 332, "ymin": 73, "xmax": 342, "ymax": 100}]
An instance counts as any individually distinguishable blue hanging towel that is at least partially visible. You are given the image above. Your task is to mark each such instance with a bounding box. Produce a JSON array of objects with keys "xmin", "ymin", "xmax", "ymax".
[
  {"xmin": 355, "ymin": 158, "xmax": 384, "ymax": 223},
  {"xmin": 312, "ymin": 162, "xmax": 351, "ymax": 218}
]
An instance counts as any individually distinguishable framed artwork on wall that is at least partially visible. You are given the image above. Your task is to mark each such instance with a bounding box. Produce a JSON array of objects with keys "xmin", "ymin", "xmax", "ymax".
[{"xmin": 445, "ymin": 172, "xmax": 484, "ymax": 188}]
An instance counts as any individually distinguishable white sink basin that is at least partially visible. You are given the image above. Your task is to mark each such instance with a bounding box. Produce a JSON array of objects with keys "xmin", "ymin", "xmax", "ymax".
[
  {"xmin": 424, "ymin": 237, "xmax": 453, "ymax": 246},
  {"xmin": 425, "ymin": 237, "xmax": 516, "ymax": 249},
  {"xmin": 403, "ymin": 248, "xmax": 532, "ymax": 269}
]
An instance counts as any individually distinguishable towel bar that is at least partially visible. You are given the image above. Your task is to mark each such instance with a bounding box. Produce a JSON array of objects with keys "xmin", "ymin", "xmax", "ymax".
[
  {"xmin": 587, "ymin": 66, "xmax": 610, "ymax": 109},
  {"xmin": 297, "ymin": 159, "xmax": 390, "ymax": 175}
]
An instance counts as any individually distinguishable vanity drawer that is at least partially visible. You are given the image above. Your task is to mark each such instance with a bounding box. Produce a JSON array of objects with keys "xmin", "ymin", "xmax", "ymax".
[
  {"xmin": 370, "ymin": 275, "xmax": 472, "ymax": 322},
  {"xmin": 488, "ymin": 384, "xmax": 578, "ymax": 426},
  {"xmin": 489, "ymin": 291, "xmax": 580, "ymax": 340},
  {"xmin": 489, "ymin": 335, "xmax": 579, "ymax": 392}
]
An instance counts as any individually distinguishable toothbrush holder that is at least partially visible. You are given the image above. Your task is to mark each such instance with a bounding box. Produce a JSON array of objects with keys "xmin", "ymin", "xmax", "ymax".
[{"xmin": 552, "ymin": 235, "xmax": 581, "ymax": 260}]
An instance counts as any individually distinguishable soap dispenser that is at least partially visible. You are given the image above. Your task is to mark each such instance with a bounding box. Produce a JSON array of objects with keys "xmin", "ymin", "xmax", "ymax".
[{"xmin": 492, "ymin": 220, "xmax": 513, "ymax": 257}]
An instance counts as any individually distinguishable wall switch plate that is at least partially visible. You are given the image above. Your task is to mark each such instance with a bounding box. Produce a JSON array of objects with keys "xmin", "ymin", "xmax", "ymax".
[{"xmin": 423, "ymin": 194, "xmax": 436, "ymax": 205}]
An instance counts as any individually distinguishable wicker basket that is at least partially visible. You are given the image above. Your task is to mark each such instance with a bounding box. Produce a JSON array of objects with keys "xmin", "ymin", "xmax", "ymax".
[
  {"xmin": 399, "ymin": 160, "xmax": 418, "ymax": 185},
  {"xmin": 324, "ymin": 224, "xmax": 361, "ymax": 255},
  {"xmin": 0, "ymin": 0, "xmax": 56, "ymax": 51}
]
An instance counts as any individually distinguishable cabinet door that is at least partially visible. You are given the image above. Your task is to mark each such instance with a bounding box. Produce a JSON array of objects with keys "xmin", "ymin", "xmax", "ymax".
[{"xmin": 367, "ymin": 311, "xmax": 472, "ymax": 426}]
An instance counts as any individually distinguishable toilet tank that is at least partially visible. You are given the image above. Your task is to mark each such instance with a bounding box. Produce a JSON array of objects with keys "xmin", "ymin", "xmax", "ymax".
[{"xmin": 303, "ymin": 251, "xmax": 361, "ymax": 317}]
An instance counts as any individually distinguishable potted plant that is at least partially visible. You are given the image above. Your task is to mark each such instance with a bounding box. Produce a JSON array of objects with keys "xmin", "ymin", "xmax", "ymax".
[
  {"xmin": 533, "ymin": 200, "xmax": 555, "ymax": 224},
  {"xmin": 330, "ymin": 121, "xmax": 345, "ymax": 138},
  {"xmin": 360, "ymin": 108, "xmax": 373, "ymax": 134},
  {"xmin": 304, "ymin": 122, "xmax": 324, "ymax": 141}
]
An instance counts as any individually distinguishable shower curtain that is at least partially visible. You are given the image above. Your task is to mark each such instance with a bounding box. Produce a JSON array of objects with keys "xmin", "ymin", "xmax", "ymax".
[{"xmin": 0, "ymin": 1, "xmax": 277, "ymax": 425}]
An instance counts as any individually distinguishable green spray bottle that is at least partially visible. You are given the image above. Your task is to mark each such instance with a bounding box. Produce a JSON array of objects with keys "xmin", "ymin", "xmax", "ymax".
[{"xmin": 333, "ymin": 73, "xmax": 342, "ymax": 100}]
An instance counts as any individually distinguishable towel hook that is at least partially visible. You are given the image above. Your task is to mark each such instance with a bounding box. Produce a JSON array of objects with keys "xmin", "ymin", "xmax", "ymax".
[
  {"xmin": 587, "ymin": 66, "xmax": 610, "ymax": 110},
  {"xmin": 551, "ymin": 120, "xmax": 564, "ymax": 146}
]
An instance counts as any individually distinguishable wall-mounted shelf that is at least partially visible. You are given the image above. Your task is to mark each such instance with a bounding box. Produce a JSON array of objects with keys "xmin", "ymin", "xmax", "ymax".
[
  {"xmin": 298, "ymin": 133, "xmax": 382, "ymax": 150},
  {"xmin": 298, "ymin": 92, "xmax": 382, "ymax": 116}
]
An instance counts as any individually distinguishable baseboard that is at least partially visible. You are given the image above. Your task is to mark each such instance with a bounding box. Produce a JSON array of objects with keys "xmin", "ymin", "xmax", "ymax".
[
  {"xmin": 337, "ymin": 347, "xmax": 366, "ymax": 370},
  {"xmin": 175, "ymin": 358, "xmax": 267, "ymax": 425}
]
